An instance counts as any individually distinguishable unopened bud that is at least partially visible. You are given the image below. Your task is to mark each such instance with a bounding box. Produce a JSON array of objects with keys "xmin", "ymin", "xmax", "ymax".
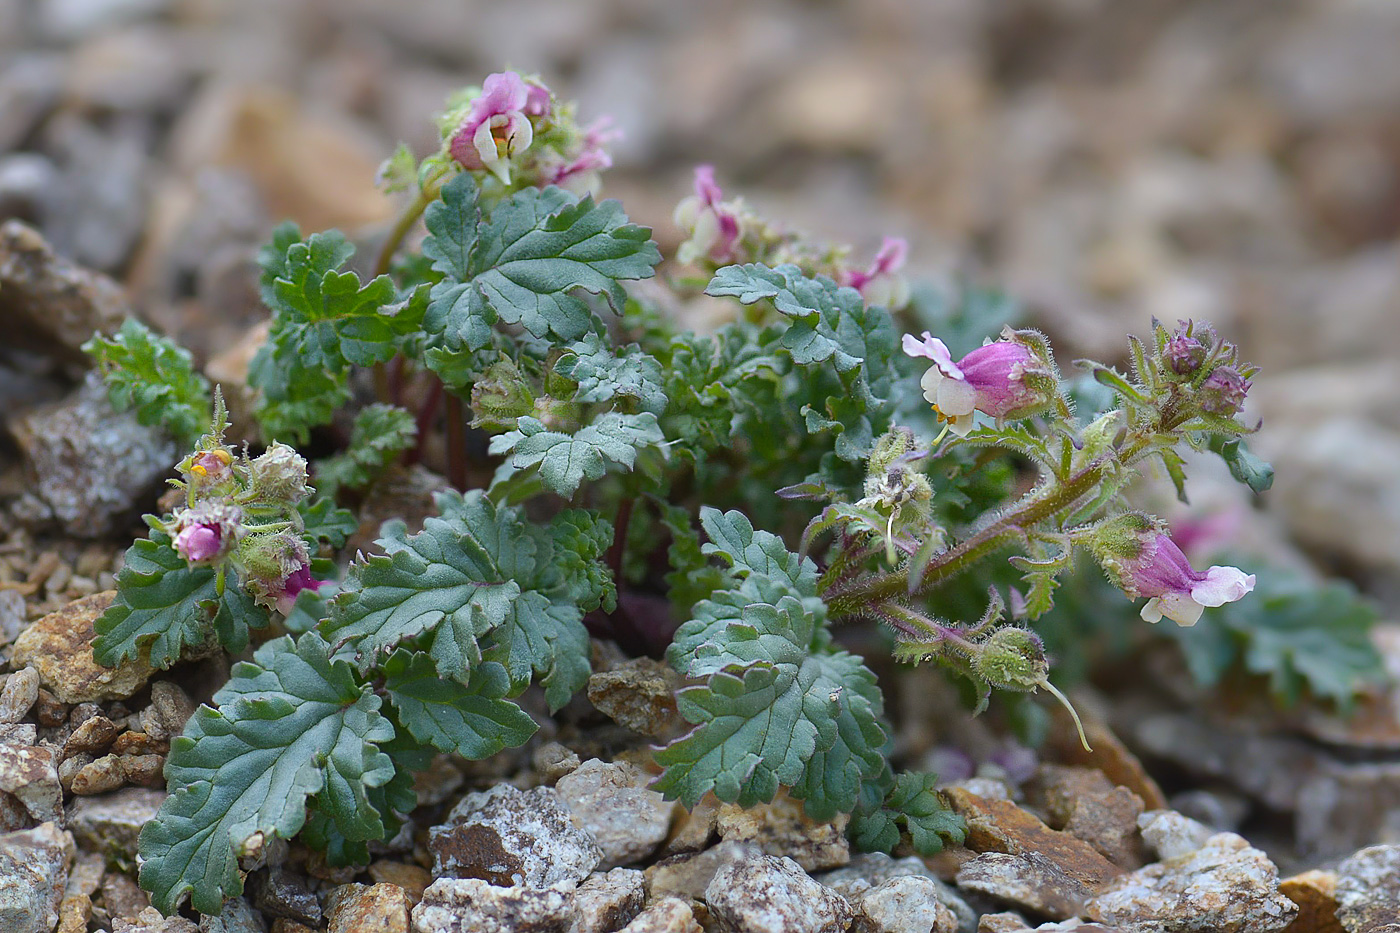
[{"xmin": 248, "ymin": 443, "xmax": 310, "ymax": 504}]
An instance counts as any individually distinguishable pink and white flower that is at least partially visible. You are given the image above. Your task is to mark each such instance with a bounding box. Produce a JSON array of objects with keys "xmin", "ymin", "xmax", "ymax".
[
  {"xmin": 544, "ymin": 117, "xmax": 620, "ymax": 195},
  {"xmin": 841, "ymin": 237, "xmax": 911, "ymax": 309},
  {"xmin": 674, "ymin": 165, "xmax": 744, "ymax": 265},
  {"xmin": 1121, "ymin": 532, "xmax": 1255, "ymax": 627},
  {"xmin": 901, "ymin": 331, "xmax": 1054, "ymax": 436},
  {"xmin": 448, "ymin": 71, "xmax": 539, "ymax": 183},
  {"xmin": 170, "ymin": 504, "xmax": 243, "ymax": 565}
]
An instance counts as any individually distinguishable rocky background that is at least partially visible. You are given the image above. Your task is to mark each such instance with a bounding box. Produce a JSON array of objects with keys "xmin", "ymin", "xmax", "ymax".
[{"xmin": 3, "ymin": 1, "xmax": 1400, "ymax": 932}]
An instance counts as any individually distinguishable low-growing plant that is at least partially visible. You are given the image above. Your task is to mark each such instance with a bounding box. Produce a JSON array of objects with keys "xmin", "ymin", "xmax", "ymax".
[{"xmin": 83, "ymin": 69, "xmax": 1370, "ymax": 917}]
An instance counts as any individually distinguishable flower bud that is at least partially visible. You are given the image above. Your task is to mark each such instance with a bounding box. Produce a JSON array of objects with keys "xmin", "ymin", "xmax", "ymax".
[
  {"xmin": 1197, "ymin": 366, "xmax": 1250, "ymax": 417},
  {"xmin": 902, "ymin": 326, "xmax": 1059, "ymax": 435},
  {"xmin": 240, "ymin": 532, "xmax": 317, "ymax": 614},
  {"xmin": 1163, "ymin": 320, "xmax": 1214, "ymax": 376},
  {"xmin": 248, "ymin": 443, "xmax": 310, "ymax": 505},
  {"xmin": 973, "ymin": 628, "xmax": 1048, "ymax": 691},
  {"xmin": 471, "ymin": 358, "xmax": 536, "ymax": 431}
]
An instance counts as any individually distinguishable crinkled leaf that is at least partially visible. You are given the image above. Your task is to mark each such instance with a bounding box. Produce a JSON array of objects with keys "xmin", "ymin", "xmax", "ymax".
[
  {"xmin": 548, "ymin": 509, "xmax": 616, "ymax": 613},
  {"xmin": 314, "ymin": 404, "xmax": 418, "ymax": 499},
  {"xmin": 94, "ymin": 531, "xmax": 272, "ymax": 669},
  {"xmin": 849, "ymin": 771, "xmax": 965, "ymax": 855},
  {"xmin": 421, "ymin": 174, "xmax": 660, "ymax": 352},
  {"xmin": 83, "ymin": 319, "xmax": 212, "ymax": 445},
  {"xmin": 382, "ymin": 650, "xmax": 537, "ymax": 758},
  {"xmin": 482, "ymin": 595, "xmax": 591, "ymax": 713},
  {"xmin": 554, "ymin": 334, "xmax": 667, "ymax": 414},
  {"xmin": 299, "ymin": 497, "xmax": 359, "ymax": 551},
  {"xmin": 699, "ymin": 507, "xmax": 813, "ymax": 590},
  {"xmin": 138, "ymin": 633, "xmax": 394, "ymax": 914},
  {"xmin": 489, "ymin": 412, "xmax": 665, "ymax": 497}
]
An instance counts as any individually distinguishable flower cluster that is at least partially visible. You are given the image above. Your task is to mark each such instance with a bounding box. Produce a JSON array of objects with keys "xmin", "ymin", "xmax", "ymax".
[
  {"xmin": 428, "ymin": 70, "xmax": 618, "ymax": 196},
  {"xmin": 671, "ymin": 164, "xmax": 913, "ymax": 309},
  {"xmin": 167, "ymin": 423, "xmax": 322, "ymax": 614}
]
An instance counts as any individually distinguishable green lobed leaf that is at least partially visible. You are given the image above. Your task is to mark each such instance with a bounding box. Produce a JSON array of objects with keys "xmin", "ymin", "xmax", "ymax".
[
  {"xmin": 298, "ymin": 497, "xmax": 359, "ymax": 551},
  {"xmin": 699, "ymin": 507, "xmax": 813, "ymax": 591},
  {"xmin": 94, "ymin": 531, "xmax": 272, "ymax": 669},
  {"xmin": 849, "ymin": 771, "xmax": 965, "ymax": 856},
  {"xmin": 83, "ymin": 319, "xmax": 212, "ymax": 445},
  {"xmin": 138, "ymin": 633, "xmax": 395, "ymax": 914},
  {"xmin": 554, "ymin": 334, "xmax": 667, "ymax": 415},
  {"xmin": 488, "ymin": 412, "xmax": 666, "ymax": 498},
  {"xmin": 382, "ymin": 650, "xmax": 537, "ymax": 758},
  {"xmin": 323, "ymin": 491, "xmax": 596, "ymax": 710},
  {"xmin": 313, "ymin": 404, "xmax": 419, "ymax": 499},
  {"xmin": 421, "ymin": 174, "xmax": 660, "ymax": 354}
]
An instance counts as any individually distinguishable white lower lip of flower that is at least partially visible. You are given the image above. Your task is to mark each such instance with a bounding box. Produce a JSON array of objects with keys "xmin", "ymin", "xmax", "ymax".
[
  {"xmin": 1192, "ymin": 566, "xmax": 1256, "ymax": 607},
  {"xmin": 1140, "ymin": 593, "xmax": 1206, "ymax": 627}
]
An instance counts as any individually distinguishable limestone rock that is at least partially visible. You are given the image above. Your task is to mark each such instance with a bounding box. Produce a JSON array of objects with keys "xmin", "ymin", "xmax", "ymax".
[
  {"xmin": 853, "ymin": 875, "xmax": 958, "ymax": 933},
  {"xmin": 0, "ymin": 742, "xmax": 62, "ymax": 825},
  {"xmin": 0, "ymin": 668, "xmax": 39, "ymax": 723},
  {"xmin": 430, "ymin": 784, "xmax": 602, "ymax": 886},
  {"xmin": 555, "ymin": 759, "xmax": 674, "ymax": 869},
  {"xmin": 1039, "ymin": 765, "xmax": 1145, "ymax": 868},
  {"xmin": 1278, "ymin": 870, "xmax": 1342, "ymax": 933},
  {"xmin": 817, "ymin": 853, "xmax": 975, "ymax": 933},
  {"xmin": 705, "ymin": 852, "xmax": 854, "ymax": 933},
  {"xmin": 714, "ymin": 794, "xmax": 850, "ymax": 872},
  {"xmin": 326, "ymin": 882, "xmax": 411, "ymax": 933},
  {"xmin": 411, "ymin": 878, "xmax": 575, "ymax": 933},
  {"xmin": 1085, "ymin": 832, "xmax": 1297, "ymax": 932},
  {"xmin": 569, "ymin": 868, "xmax": 645, "ymax": 933},
  {"xmin": 11, "ymin": 592, "xmax": 156, "ymax": 703},
  {"xmin": 0, "ymin": 821, "xmax": 75, "ymax": 933},
  {"xmin": 616, "ymin": 897, "xmax": 700, "ymax": 933},
  {"xmin": 586, "ymin": 659, "xmax": 682, "ymax": 737},
  {"xmin": 956, "ymin": 852, "xmax": 1096, "ymax": 920},
  {"xmin": 1137, "ymin": 810, "xmax": 1215, "ymax": 862},
  {"xmin": 1335, "ymin": 845, "xmax": 1400, "ymax": 932},
  {"xmin": 113, "ymin": 906, "xmax": 200, "ymax": 933},
  {"xmin": 67, "ymin": 788, "xmax": 166, "ymax": 864}
]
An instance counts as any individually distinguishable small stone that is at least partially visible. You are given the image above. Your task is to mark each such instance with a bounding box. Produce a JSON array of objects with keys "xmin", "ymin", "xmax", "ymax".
[
  {"xmin": 368, "ymin": 862, "xmax": 431, "ymax": 907},
  {"xmin": 976, "ymin": 913, "xmax": 1031, "ymax": 933},
  {"xmin": 251, "ymin": 870, "xmax": 322, "ymax": 927},
  {"xmin": 817, "ymin": 853, "xmax": 975, "ymax": 933},
  {"xmin": 663, "ymin": 795, "xmax": 720, "ymax": 856},
  {"xmin": 57, "ymin": 893, "xmax": 92, "ymax": 933},
  {"xmin": 532, "ymin": 742, "xmax": 581, "ymax": 783},
  {"xmin": 119, "ymin": 754, "xmax": 165, "ymax": 787},
  {"xmin": 853, "ymin": 875, "xmax": 958, "ymax": 933},
  {"xmin": 1278, "ymin": 870, "xmax": 1342, "ymax": 933},
  {"xmin": 33, "ymin": 689, "xmax": 68, "ymax": 727},
  {"xmin": 617, "ymin": 897, "xmax": 700, "ymax": 933},
  {"xmin": 100, "ymin": 871, "xmax": 150, "ymax": 921},
  {"xmin": 197, "ymin": 896, "xmax": 263, "ymax": 933},
  {"xmin": 113, "ymin": 906, "xmax": 200, "ymax": 933},
  {"xmin": 1137, "ymin": 809, "xmax": 1216, "ymax": 861},
  {"xmin": 70, "ymin": 753, "xmax": 127, "ymax": 795},
  {"xmin": 0, "ymin": 220, "xmax": 131, "ymax": 362},
  {"xmin": 1039, "ymin": 765, "xmax": 1145, "ymax": 868},
  {"xmin": 645, "ymin": 841, "xmax": 750, "ymax": 902},
  {"xmin": 1085, "ymin": 832, "xmax": 1297, "ymax": 933},
  {"xmin": 706, "ymin": 852, "xmax": 854, "ymax": 933},
  {"xmin": 714, "ymin": 794, "xmax": 850, "ymax": 872},
  {"xmin": 110, "ymin": 732, "xmax": 167, "ymax": 756},
  {"xmin": 326, "ymin": 882, "xmax": 410, "ymax": 933},
  {"xmin": 58, "ymin": 753, "xmax": 92, "ymax": 793},
  {"xmin": 943, "ymin": 787, "xmax": 1123, "ymax": 888},
  {"xmin": 0, "ymin": 668, "xmax": 39, "ymax": 723},
  {"xmin": 1044, "ymin": 705, "xmax": 1168, "ymax": 811},
  {"xmin": 570, "ymin": 868, "xmax": 645, "ymax": 933},
  {"xmin": 11, "ymin": 592, "xmax": 157, "ymax": 703},
  {"xmin": 556, "ymin": 759, "xmax": 674, "ymax": 869},
  {"xmin": 411, "ymin": 878, "xmax": 576, "ymax": 933},
  {"xmin": 11, "ymin": 371, "xmax": 180, "ymax": 538},
  {"xmin": 141, "ymin": 682, "xmax": 194, "ymax": 741},
  {"xmin": 268, "ymin": 922, "xmax": 315, "ymax": 933},
  {"xmin": 956, "ymin": 852, "xmax": 1094, "ymax": 920},
  {"xmin": 0, "ymin": 821, "xmax": 75, "ymax": 933},
  {"xmin": 65, "ymin": 851, "xmax": 104, "ymax": 897},
  {"xmin": 64, "ymin": 715, "xmax": 121, "ymax": 757},
  {"xmin": 0, "ymin": 743, "xmax": 62, "ymax": 823},
  {"xmin": 430, "ymin": 784, "xmax": 601, "ymax": 886},
  {"xmin": 68, "ymin": 788, "xmax": 166, "ymax": 863},
  {"xmin": 1335, "ymin": 845, "xmax": 1400, "ymax": 931},
  {"xmin": 586, "ymin": 659, "xmax": 682, "ymax": 737}
]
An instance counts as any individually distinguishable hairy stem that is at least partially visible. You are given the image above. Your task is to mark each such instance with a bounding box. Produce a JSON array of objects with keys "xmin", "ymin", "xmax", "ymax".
[{"xmin": 825, "ymin": 459, "xmax": 1111, "ymax": 619}]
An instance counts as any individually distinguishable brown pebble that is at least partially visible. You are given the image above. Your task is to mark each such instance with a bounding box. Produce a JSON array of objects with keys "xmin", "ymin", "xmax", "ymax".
[
  {"xmin": 34, "ymin": 688, "xmax": 68, "ymax": 726},
  {"xmin": 367, "ymin": 862, "xmax": 431, "ymax": 906},
  {"xmin": 118, "ymin": 754, "xmax": 165, "ymax": 787},
  {"xmin": 70, "ymin": 754, "xmax": 126, "ymax": 795},
  {"xmin": 270, "ymin": 921, "xmax": 318, "ymax": 933},
  {"xmin": 1279, "ymin": 870, "xmax": 1343, "ymax": 933},
  {"xmin": 64, "ymin": 715, "xmax": 121, "ymax": 758},
  {"xmin": 69, "ymin": 702, "xmax": 102, "ymax": 728},
  {"xmin": 142, "ymin": 682, "xmax": 194, "ymax": 740},
  {"xmin": 59, "ymin": 752, "xmax": 94, "ymax": 792},
  {"xmin": 56, "ymin": 893, "xmax": 92, "ymax": 933},
  {"xmin": 110, "ymin": 731, "xmax": 168, "ymax": 756},
  {"xmin": 101, "ymin": 872, "xmax": 150, "ymax": 921}
]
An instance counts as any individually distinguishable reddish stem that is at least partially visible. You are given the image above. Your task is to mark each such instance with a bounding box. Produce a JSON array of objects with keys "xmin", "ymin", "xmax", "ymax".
[
  {"xmin": 405, "ymin": 379, "xmax": 445, "ymax": 466},
  {"xmin": 606, "ymin": 497, "xmax": 635, "ymax": 584},
  {"xmin": 445, "ymin": 394, "xmax": 467, "ymax": 490}
]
